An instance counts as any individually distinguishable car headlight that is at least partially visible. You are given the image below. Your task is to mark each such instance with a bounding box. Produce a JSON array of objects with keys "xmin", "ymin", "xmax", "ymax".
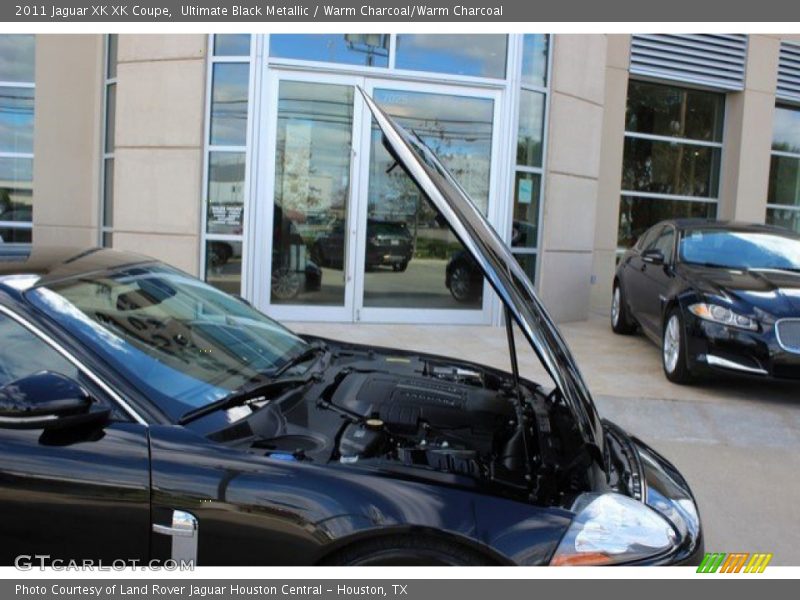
[
  {"xmin": 688, "ymin": 303, "xmax": 758, "ymax": 331},
  {"xmin": 550, "ymin": 493, "xmax": 678, "ymax": 566}
]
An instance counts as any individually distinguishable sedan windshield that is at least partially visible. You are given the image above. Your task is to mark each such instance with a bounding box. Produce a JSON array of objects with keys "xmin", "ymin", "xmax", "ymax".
[
  {"xmin": 679, "ymin": 229, "xmax": 800, "ymax": 271},
  {"xmin": 25, "ymin": 263, "xmax": 307, "ymax": 426}
]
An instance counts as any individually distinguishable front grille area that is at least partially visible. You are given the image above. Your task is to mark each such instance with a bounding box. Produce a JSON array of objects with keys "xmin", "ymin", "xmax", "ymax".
[{"xmin": 776, "ymin": 319, "xmax": 800, "ymax": 354}]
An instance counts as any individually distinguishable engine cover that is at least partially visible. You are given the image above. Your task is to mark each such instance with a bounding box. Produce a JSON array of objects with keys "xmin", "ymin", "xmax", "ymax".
[{"xmin": 330, "ymin": 372, "xmax": 515, "ymax": 446}]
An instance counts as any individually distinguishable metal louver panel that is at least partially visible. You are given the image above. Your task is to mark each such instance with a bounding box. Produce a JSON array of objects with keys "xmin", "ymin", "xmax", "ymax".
[
  {"xmin": 777, "ymin": 42, "xmax": 800, "ymax": 103},
  {"xmin": 630, "ymin": 34, "xmax": 748, "ymax": 91}
]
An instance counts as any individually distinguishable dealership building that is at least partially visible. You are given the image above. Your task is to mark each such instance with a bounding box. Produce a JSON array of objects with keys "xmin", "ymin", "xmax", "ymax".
[{"xmin": 2, "ymin": 33, "xmax": 800, "ymax": 325}]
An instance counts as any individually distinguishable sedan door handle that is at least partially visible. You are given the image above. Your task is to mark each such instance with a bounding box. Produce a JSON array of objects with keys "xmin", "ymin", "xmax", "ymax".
[
  {"xmin": 152, "ymin": 524, "xmax": 195, "ymax": 538},
  {"xmin": 153, "ymin": 510, "xmax": 198, "ymax": 563}
]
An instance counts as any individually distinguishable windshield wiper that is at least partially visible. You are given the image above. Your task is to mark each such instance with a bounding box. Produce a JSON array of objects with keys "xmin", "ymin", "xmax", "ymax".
[
  {"xmin": 178, "ymin": 376, "xmax": 309, "ymax": 426},
  {"xmin": 272, "ymin": 340, "xmax": 329, "ymax": 378},
  {"xmin": 178, "ymin": 342, "xmax": 329, "ymax": 426}
]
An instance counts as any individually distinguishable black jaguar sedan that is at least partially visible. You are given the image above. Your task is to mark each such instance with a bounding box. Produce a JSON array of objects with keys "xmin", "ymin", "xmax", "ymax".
[
  {"xmin": 613, "ymin": 219, "xmax": 800, "ymax": 384},
  {"xmin": 0, "ymin": 92, "xmax": 701, "ymax": 567}
]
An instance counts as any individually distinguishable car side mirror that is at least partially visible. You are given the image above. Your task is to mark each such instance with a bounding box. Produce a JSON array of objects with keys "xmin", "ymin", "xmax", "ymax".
[
  {"xmin": 641, "ymin": 249, "xmax": 665, "ymax": 266},
  {"xmin": 0, "ymin": 371, "xmax": 110, "ymax": 430}
]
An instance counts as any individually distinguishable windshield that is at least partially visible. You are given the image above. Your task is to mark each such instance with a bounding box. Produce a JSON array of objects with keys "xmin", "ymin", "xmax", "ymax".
[
  {"xmin": 25, "ymin": 264, "xmax": 307, "ymax": 428},
  {"xmin": 679, "ymin": 229, "xmax": 800, "ymax": 270}
]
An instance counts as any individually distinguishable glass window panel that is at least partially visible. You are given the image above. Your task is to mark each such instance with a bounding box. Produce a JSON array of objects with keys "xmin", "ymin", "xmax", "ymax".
[
  {"xmin": 625, "ymin": 81, "xmax": 724, "ymax": 142},
  {"xmin": 207, "ymin": 152, "xmax": 245, "ymax": 235},
  {"xmin": 106, "ymin": 34, "xmax": 118, "ymax": 79},
  {"xmin": 209, "ymin": 63, "xmax": 249, "ymax": 147},
  {"xmin": 270, "ymin": 34, "xmax": 389, "ymax": 67},
  {"xmin": 214, "ymin": 34, "xmax": 251, "ymax": 57},
  {"xmin": 621, "ymin": 138, "xmax": 721, "ymax": 198},
  {"xmin": 512, "ymin": 172, "xmax": 540, "ymax": 249},
  {"xmin": 102, "ymin": 232, "xmax": 113, "ymax": 248},
  {"xmin": 0, "ymin": 35, "xmax": 35, "ymax": 83},
  {"xmin": 105, "ymin": 83, "xmax": 116, "ymax": 153},
  {"xmin": 0, "ymin": 157, "xmax": 32, "ymax": 229},
  {"xmin": 103, "ymin": 158, "xmax": 114, "ymax": 228},
  {"xmin": 514, "ymin": 253, "xmax": 537, "ymax": 285},
  {"xmin": 618, "ymin": 196, "xmax": 716, "ymax": 248},
  {"xmin": 205, "ymin": 240, "xmax": 242, "ymax": 295},
  {"xmin": 521, "ymin": 34, "xmax": 548, "ymax": 88},
  {"xmin": 273, "ymin": 81, "xmax": 354, "ymax": 307},
  {"xmin": 395, "ymin": 34, "xmax": 507, "ymax": 78},
  {"xmin": 517, "ymin": 90, "xmax": 545, "ymax": 167},
  {"xmin": 766, "ymin": 207, "xmax": 800, "ymax": 235},
  {"xmin": 362, "ymin": 89, "xmax": 494, "ymax": 310},
  {"xmin": 0, "ymin": 226, "xmax": 31, "ymax": 244},
  {"xmin": 768, "ymin": 155, "xmax": 800, "ymax": 208},
  {"xmin": 0, "ymin": 313, "xmax": 79, "ymax": 387},
  {"xmin": 773, "ymin": 105, "xmax": 800, "ymax": 154},
  {"xmin": 0, "ymin": 86, "xmax": 34, "ymax": 154}
]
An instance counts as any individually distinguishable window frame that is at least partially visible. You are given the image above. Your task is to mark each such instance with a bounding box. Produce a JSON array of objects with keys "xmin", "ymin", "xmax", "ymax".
[
  {"xmin": 506, "ymin": 34, "xmax": 551, "ymax": 288},
  {"xmin": 766, "ymin": 103, "xmax": 800, "ymax": 230},
  {"xmin": 618, "ymin": 79, "xmax": 725, "ymax": 253},
  {"xmin": 99, "ymin": 34, "xmax": 117, "ymax": 247},
  {"xmin": 0, "ymin": 34, "xmax": 36, "ymax": 245},
  {"xmin": 200, "ymin": 35, "xmax": 256, "ymax": 297},
  {"xmin": 200, "ymin": 34, "xmax": 551, "ymax": 311}
]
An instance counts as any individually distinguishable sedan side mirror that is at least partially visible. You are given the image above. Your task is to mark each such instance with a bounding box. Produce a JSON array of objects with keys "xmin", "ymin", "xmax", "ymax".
[
  {"xmin": 641, "ymin": 249, "xmax": 665, "ymax": 266},
  {"xmin": 0, "ymin": 371, "xmax": 109, "ymax": 430}
]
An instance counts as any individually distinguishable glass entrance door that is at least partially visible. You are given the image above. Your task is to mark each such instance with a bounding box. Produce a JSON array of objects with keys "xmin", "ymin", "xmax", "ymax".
[
  {"xmin": 258, "ymin": 72, "xmax": 364, "ymax": 321},
  {"xmin": 352, "ymin": 83, "xmax": 501, "ymax": 324},
  {"xmin": 258, "ymin": 73, "xmax": 501, "ymax": 324}
]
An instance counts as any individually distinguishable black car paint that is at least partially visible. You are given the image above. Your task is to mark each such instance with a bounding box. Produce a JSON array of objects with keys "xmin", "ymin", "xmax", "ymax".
[
  {"xmin": 614, "ymin": 219, "xmax": 800, "ymax": 380},
  {"xmin": 147, "ymin": 421, "xmax": 573, "ymax": 566},
  {"xmin": 0, "ymin": 248, "xmax": 703, "ymax": 566}
]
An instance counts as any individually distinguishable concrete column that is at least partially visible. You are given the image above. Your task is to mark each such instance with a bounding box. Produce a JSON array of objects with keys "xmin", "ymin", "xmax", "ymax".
[
  {"xmin": 590, "ymin": 35, "xmax": 631, "ymax": 314},
  {"xmin": 32, "ymin": 35, "xmax": 105, "ymax": 247},
  {"xmin": 538, "ymin": 34, "xmax": 608, "ymax": 322},
  {"xmin": 718, "ymin": 35, "xmax": 780, "ymax": 223},
  {"xmin": 112, "ymin": 35, "xmax": 207, "ymax": 275}
]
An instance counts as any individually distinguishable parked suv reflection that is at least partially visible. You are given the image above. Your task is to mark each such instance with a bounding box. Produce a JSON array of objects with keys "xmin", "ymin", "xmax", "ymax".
[{"xmin": 312, "ymin": 218, "xmax": 413, "ymax": 272}]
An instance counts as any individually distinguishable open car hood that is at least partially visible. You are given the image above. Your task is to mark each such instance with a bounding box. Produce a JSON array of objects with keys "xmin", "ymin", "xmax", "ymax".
[{"xmin": 361, "ymin": 89, "xmax": 605, "ymax": 458}]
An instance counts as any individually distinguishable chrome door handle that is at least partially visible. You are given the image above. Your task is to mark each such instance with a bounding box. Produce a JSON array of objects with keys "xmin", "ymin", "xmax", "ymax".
[
  {"xmin": 152, "ymin": 524, "xmax": 195, "ymax": 537},
  {"xmin": 153, "ymin": 510, "xmax": 198, "ymax": 563}
]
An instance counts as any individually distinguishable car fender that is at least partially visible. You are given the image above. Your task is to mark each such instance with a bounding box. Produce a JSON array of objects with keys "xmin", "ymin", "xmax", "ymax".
[{"xmin": 148, "ymin": 425, "xmax": 571, "ymax": 565}]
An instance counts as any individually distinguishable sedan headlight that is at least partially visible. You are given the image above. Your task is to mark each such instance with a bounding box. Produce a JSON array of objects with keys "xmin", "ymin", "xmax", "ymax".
[
  {"xmin": 550, "ymin": 493, "xmax": 677, "ymax": 566},
  {"xmin": 688, "ymin": 303, "xmax": 758, "ymax": 331}
]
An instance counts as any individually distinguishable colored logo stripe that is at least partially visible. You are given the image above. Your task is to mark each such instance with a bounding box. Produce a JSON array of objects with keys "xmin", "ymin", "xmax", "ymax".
[
  {"xmin": 744, "ymin": 553, "xmax": 773, "ymax": 573},
  {"xmin": 720, "ymin": 553, "xmax": 749, "ymax": 573},
  {"xmin": 697, "ymin": 552, "xmax": 772, "ymax": 573},
  {"xmin": 697, "ymin": 553, "xmax": 726, "ymax": 573}
]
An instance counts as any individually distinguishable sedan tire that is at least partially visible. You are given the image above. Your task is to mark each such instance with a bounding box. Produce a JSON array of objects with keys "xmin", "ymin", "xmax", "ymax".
[
  {"xmin": 449, "ymin": 264, "xmax": 478, "ymax": 303},
  {"xmin": 663, "ymin": 308, "xmax": 694, "ymax": 384},
  {"xmin": 611, "ymin": 282, "xmax": 637, "ymax": 335}
]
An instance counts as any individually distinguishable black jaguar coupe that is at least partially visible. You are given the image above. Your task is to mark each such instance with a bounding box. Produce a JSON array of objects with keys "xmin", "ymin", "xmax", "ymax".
[
  {"xmin": 613, "ymin": 219, "xmax": 800, "ymax": 384},
  {"xmin": 0, "ymin": 92, "xmax": 702, "ymax": 566}
]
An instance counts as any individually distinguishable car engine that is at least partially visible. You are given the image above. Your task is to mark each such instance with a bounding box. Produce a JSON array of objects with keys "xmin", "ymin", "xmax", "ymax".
[{"xmin": 218, "ymin": 345, "xmax": 593, "ymax": 504}]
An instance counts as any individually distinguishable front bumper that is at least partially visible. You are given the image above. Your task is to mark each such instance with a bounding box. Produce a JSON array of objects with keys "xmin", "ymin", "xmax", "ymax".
[
  {"xmin": 366, "ymin": 246, "xmax": 412, "ymax": 266},
  {"xmin": 685, "ymin": 315, "xmax": 800, "ymax": 380}
]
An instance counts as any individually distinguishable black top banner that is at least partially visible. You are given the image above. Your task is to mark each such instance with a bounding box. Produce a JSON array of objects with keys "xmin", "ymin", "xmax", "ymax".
[{"xmin": 4, "ymin": 0, "xmax": 800, "ymax": 22}]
